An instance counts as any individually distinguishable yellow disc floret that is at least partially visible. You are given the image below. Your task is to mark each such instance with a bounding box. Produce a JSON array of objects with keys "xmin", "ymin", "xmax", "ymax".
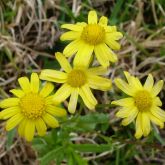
[
  {"xmin": 20, "ymin": 93, "xmax": 45, "ymax": 119},
  {"xmin": 67, "ymin": 69, "xmax": 86, "ymax": 87},
  {"xmin": 134, "ymin": 90, "xmax": 152, "ymax": 111},
  {"xmin": 81, "ymin": 24, "xmax": 105, "ymax": 45}
]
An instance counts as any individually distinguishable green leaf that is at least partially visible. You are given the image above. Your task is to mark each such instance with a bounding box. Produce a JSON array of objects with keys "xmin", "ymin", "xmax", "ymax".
[
  {"xmin": 32, "ymin": 138, "xmax": 51, "ymax": 156},
  {"xmin": 63, "ymin": 113, "xmax": 109, "ymax": 133},
  {"xmin": 39, "ymin": 146, "xmax": 63, "ymax": 165},
  {"xmin": 78, "ymin": 112, "xmax": 109, "ymax": 124},
  {"xmin": 153, "ymin": 126, "xmax": 165, "ymax": 145},
  {"xmin": 72, "ymin": 150, "xmax": 88, "ymax": 165},
  {"xmin": 71, "ymin": 144, "xmax": 112, "ymax": 153},
  {"xmin": 43, "ymin": 58, "xmax": 60, "ymax": 69},
  {"xmin": 66, "ymin": 147, "xmax": 88, "ymax": 165},
  {"xmin": 110, "ymin": 0, "xmax": 124, "ymax": 24},
  {"xmin": 6, "ymin": 129, "xmax": 16, "ymax": 149}
]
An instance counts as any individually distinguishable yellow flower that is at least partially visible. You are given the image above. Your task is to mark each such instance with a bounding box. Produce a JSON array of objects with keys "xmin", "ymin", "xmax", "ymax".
[
  {"xmin": 60, "ymin": 10, "xmax": 123, "ymax": 67},
  {"xmin": 40, "ymin": 52, "xmax": 112, "ymax": 113},
  {"xmin": 112, "ymin": 71, "xmax": 165, "ymax": 139},
  {"xmin": 0, "ymin": 73, "xmax": 66, "ymax": 141}
]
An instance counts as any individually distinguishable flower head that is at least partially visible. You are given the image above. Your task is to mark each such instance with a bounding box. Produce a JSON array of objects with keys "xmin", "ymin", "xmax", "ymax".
[
  {"xmin": 112, "ymin": 71, "xmax": 165, "ymax": 139},
  {"xmin": 40, "ymin": 52, "xmax": 112, "ymax": 113},
  {"xmin": 60, "ymin": 10, "xmax": 123, "ymax": 67},
  {"xmin": 0, "ymin": 73, "xmax": 66, "ymax": 141}
]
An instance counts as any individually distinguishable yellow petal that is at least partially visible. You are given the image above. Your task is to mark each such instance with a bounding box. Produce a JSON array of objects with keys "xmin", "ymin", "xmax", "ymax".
[
  {"xmin": 0, "ymin": 98, "xmax": 19, "ymax": 108},
  {"xmin": 94, "ymin": 44, "xmax": 109, "ymax": 67},
  {"xmin": 88, "ymin": 75, "xmax": 112, "ymax": 91},
  {"xmin": 141, "ymin": 112, "xmax": 151, "ymax": 137},
  {"xmin": 61, "ymin": 23, "xmax": 86, "ymax": 31},
  {"xmin": 107, "ymin": 40, "xmax": 121, "ymax": 50},
  {"xmin": 55, "ymin": 52, "xmax": 72, "ymax": 73},
  {"xmin": 6, "ymin": 113, "xmax": 23, "ymax": 131},
  {"xmin": 135, "ymin": 112, "xmax": 143, "ymax": 139},
  {"xmin": 106, "ymin": 32, "xmax": 123, "ymax": 40},
  {"xmin": 134, "ymin": 78, "xmax": 143, "ymax": 89},
  {"xmin": 18, "ymin": 119, "xmax": 27, "ymax": 137},
  {"xmin": 121, "ymin": 107, "xmax": 138, "ymax": 126},
  {"xmin": 111, "ymin": 98, "xmax": 134, "ymax": 107},
  {"xmin": 148, "ymin": 112, "xmax": 164, "ymax": 128},
  {"xmin": 46, "ymin": 105, "xmax": 67, "ymax": 117},
  {"xmin": 45, "ymin": 96, "xmax": 54, "ymax": 105},
  {"xmin": 40, "ymin": 82, "xmax": 54, "ymax": 97},
  {"xmin": 63, "ymin": 40, "xmax": 81, "ymax": 57},
  {"xmin": 153, "ymin": 97, "xmax": 162, "ymax": 106},
  {"xmin": 104, "ymin": 26, "xmax": 117, "ymax": 34},
  {"xmin": 10, "ymin": 89, "xmax": 25, "ymax": 98},
  {"xmin": 0, "ymin": 106, "xmax": 20, "ymax": 119},
  {"xmin": 99, "ymin": 16, "xmax": 108, "ymax": 25},
  {"xmin": 116, "ymin": 107, "xmax": 137, "ymax": 118},
  {"xmin": 42, "ymin": 113, "xmax": 59, "ymax": 128},
  {"xmin": 95, "ymin": 44, "xmax": 117, "ymax": 65},
  {"xmin": 107, "ymin": 49, "xmax": 118, "ymax": 63},
  {"xmin": 81, "ymin": 85, "xmax": 97, "ymax": 106},
  {"xmin": 88, "ymin": 10, "xmax": 97, "ymax": 24},
  {"xmin": 114, "ymin": 78, "xmax": 135, "ymax": 96},
  {"xmin": 124, "ymin": 72, "xmax": 143, "ymax": 91},
  {"xmin": 53, "ymin": 84, "xmax": 72, "ymax": 103},
  {"xmin": 87, "ymin": 66, "xmax": 107, "ymax": 75},
  {"xmin": 105, "ymin": 36, "xmax": 121, "ymax": 50},
  {"xmin": 40, "ymin": 69, "xmax": 67, "ymax": 83},
  {"xmin": 123, "ymin": 71, "xmax": 132, "ymax": 83},
  {"xmin": 24, "ymin": 120, "xmax": 35, "ymax": 141},
  {"xmin": 111, "ymin": 97, "xmax": 134, "ymax": 107},
  {"xmin": 144, "ymin": 74, "xmax": 154, "ymax": 91},
  {"xmin": 35, "ymin": 118, "xmax": 47, "ymax": 136},
  {"xmin": 68, "ymin": 89, "xmax": 79, "ymax": 114},
  {"xmin": 150, "ymin": 106, "xmax": 165, "ymax": 122},
  {"xmin": 79, "ymin": 89, "xmax": 95, "ymax": 110},
  {"xmin": 18, "ymin": 77, "xmax": 31, "ymax": 93},
  {"xmin": 73, "ymin": 42, "xmax": 94, "ymax": 68},
  {"xmin": 105, "ymin": 26, "xmax": 117, "ymax": 33},
  {"xmin": 60, "ymin": 31, "xmax": 81, "ymax": 41},
  {"xmin": 30, "ymin": 73, "xmax": 39, "ymax": 93},
  {"xmin": 152, "ymin": 80, "xmax": 164, "ymax": 96}
]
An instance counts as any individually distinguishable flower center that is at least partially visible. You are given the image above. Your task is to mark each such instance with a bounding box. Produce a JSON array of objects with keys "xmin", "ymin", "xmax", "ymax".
[
  {"xmin": 81, "ymin": 24, "xmax": 105, "ymax": 45},
  {"xmin": 134, "ymin": 90, "xmax": 152, "ymax": 111},
  {"xmin": 67, "ymin": 69, "xmax": 87, "ymax": 87},
  {"xmin": 19, "ymin": 93, "xmax": 45, "ymax": 119}
]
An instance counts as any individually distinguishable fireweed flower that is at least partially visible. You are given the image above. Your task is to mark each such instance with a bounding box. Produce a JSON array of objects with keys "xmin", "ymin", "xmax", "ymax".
[
  {"xmin": 60, "ymin": 10, "xmax": 123, "ymax": 67},
  {"xmin": 40, "ymin": 52, "xmax": 112, "ymax": 113},
  {"xmin": 0, "ymin": 73, "xmax": 66, "ymax": 141},
  {"xmin": 112, "ymin": 71, "xmax": 165, "ymax": 139}
]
